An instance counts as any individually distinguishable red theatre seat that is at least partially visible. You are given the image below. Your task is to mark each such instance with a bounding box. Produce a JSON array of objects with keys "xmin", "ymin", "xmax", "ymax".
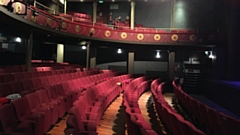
[
  {"xmin": 0, "ymin": 104, "xmax": 34, "ymax": 135},
  {"xmin": 11, "ymin": 97, "xmax": 45, "ymax": 135},
  {"xmin": 25, "ymin": 93, "xmax": 52, "ymax": 133}
]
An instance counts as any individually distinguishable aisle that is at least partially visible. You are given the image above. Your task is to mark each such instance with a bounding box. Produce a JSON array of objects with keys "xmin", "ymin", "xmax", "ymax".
[
  {"xmin": 46, "ymin": 91, "xmax": 175, "ymax": 135},
  {"xmin": 47, "ymin": 115, "xmax": 68, "ymax": 135},
  {"xmin": 97, "ymin": 94, "xmax": 127, "ymax": 135}
]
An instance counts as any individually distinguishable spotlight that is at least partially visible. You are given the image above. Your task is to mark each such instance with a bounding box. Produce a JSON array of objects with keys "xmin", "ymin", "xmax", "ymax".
[
  {"xmin": 156, "ymin": 50, "xmax": 161, "ymax": 58},
  {"xmin": 15, "ymin": 37, "xmax": 21, "ymax": 43},
  {"xmin": 82, "ymin": 46, "xmax": 86, "ymax": 50},
  {"xmin": 209, "ymin": 51, "xmax": 215, "ymax": 59},
  {"xmin": 99, "ymin": 0, "xmax": 103, "ymax": 3},
  {"xmin": 204, "ymin": 51, "xmax": 209, "ymax": 55},
  {"xmin": 117, "ymin": 48, "xmax": 122, "ymax": 54}
]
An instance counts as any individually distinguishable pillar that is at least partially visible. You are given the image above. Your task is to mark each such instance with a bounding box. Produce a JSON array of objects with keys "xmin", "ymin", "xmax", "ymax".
[
  {"xmin": 64, "ymin": 0, "xmax": 67, "ymax": 14},
  {"xmin": 57, "ymin": 44, "xmax": 64, "ymax": 63},
  {"xmin": 90, "ymin": 47, "xmax": 97, "ymax": 68},
  {"xmin": 130, "ymin": 1, "xmax": 135, "ymax": 30},
  {"xmin": 93, "ymin": 2, "xmax": 97, "ymax": 24},
  {"xmin": 168, "ymin": 51, "xmax": 175, "ymax": 80},
  {"xmin": 128, "ymin": 52, "xmax": 134, "ymax": 74},
  {"xmin": 170, "ymin": 0, "xmax": 176, "ymax": 28},
  {"xmin": 26, "ymin": 34, "xmax": 33, "ymax": 72},
  {"xmin": 33, "ymin": 0, "xmax": 36, "ymax": 7},
  {"xmin": 86, "ymin": 43, "xmax": 90, "ymax": 70}
]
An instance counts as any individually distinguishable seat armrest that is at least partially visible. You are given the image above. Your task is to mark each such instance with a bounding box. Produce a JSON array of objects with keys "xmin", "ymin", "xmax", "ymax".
[
  {"xmin": 16, "ymin": 120, "xmax": 35, "ymax": 132},
  {"xmin": 82, "ymin": 120, "xmax": 97, "ymax": 131}
]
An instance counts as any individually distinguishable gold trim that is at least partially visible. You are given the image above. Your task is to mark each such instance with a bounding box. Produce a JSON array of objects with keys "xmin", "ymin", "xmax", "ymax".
[
  {"xmin": 137, "ymin": 34, "xmax": 144, "ymax": 40},
  {"xmin": 90, "ymin": 28, "xmax": 95, "ymax": 34},
  {"xmin": 75, "ymin": 25, "xmax": 80, "ymax": 33},
  {"xmin": 31, "ymin": 16, "xmax": 38, "ymax": 22},
  {"xmin": 189, "ymin": 34, "xmax": 197, "ymax": 41},
  {"xmin": 154, "ymin": 34, "xmax": 161, "ymax": 41},
  {"xmin": 105, "ymin": 30, "xmax": 111, "ymax": 37},
  {"xmin": 171, "ymin": 34, "xmax": 178, "ymax": 41},
  {"xmin": 62, "ymin": 22, "xmax": 66, "ymax": 29},
  {"xmin": 46, "ymin": 18, "xmax": 52, "ymax": 26},
  {"xmin": 121, "ymin": 32, "xmax": 127, "ymax": 39},
  {"xmin": 0, "ymin": 0, "xmax": 4, "ymax": 5},
  {"xmin": 15, "ymin": 2, "xmax": 22, "ymax": 14}
]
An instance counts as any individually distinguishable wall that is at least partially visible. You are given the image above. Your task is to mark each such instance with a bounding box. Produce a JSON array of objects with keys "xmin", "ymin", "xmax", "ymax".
[
  {"xmin": 173, "ymin": 0, "xmax": 217, "ymax": 29},
  {"xmin": 96, "ymin": 61, "xmax": 127, "ymax": 73},
  {"xmin": 135, "ymin": 1, "xmax": 171, "ymax": 28},
  {"xmin": 212, "ymin": 0, "xmax": 240, "ymax": 80},
  {"xmin": 96, "ymin": 61, "xmax": 168, "ymax": 76},
  {"xmin": 109, "ymin": 2, "xmax": 130, "ymax": 24},
  {"xmin": 67, "ymin": 2, "xmax": 93, "ymax": 16},
  {"xmin": 64, "ymin": 45, "xmax": 86, "ymax": 66},
  {"xmin": 0, "ymin": 38, "xmax": 27, "ymax": 65},
  {"xmin": 39, "ymin": 0, "xmax": 63, "ymax": 14}
]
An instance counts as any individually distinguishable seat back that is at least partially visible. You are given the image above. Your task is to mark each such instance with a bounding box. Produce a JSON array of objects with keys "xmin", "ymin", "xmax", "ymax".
[
  {"xmin": 12, "ymin": 97, "xmax": 31, "ymax": 122},
  {"xmin": 0, "ymin": 83, "xmax": 12, "ymax": 97},
  {"xmin": 67, "ymin": 107, "xmax": 87, "ymax": 131},
  {"xmin": 0, "ymin": 104, "xmax": 19, "ymax": 133},
  {"xmin": 25, "ymin": 93, "xmax": 41, "ymax": 112},
  {"xmin": 35, "ymin": 89, "xmax": 50, "ymax": 104}
]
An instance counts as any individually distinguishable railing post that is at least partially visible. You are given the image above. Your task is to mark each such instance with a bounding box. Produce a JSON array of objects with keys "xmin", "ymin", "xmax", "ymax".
[
  {"xmin": 64, "ymin": 0, "xmax": 67, "ymax": 14},
  {"xmin": 130, "ymin": 1, "xmax": 135, "ymax": 30},
  {"xmin": 86, "ymin": 42, "xmax": 90, "ymax": 71}
]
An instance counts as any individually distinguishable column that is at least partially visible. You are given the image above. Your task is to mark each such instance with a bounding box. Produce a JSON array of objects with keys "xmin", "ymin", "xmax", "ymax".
[
  {"xmin": 64, "ymin": 0, "xmax": 67, "ymax": 14},
  {"xmin": 93, "ymin": 2, "xmax": 97, "ymax": 24},
  {"xmin": 26, "ymin": 34, "xmax": 33, "ymax": 72},
  {"xmin": 128, "ymin": 52, "xmax": 134, "ymax": 74},
  {"xmin": 130, "ymin": 1, "xmax": 135, "ymax": 30},
  {"xmin": 170, "ymin": 0, "xmax": 176, "ymax": 28},
  {"xmin": 90, "ymin": 47, "xmax": 97, "ymax": 68},
  {"xmin": 168, "ymin": 51, "xmax": 175, "ymax": 80},
  {"xmin": 33, "ymin": 0, "xmax": 36, "ymax": 7},
  {"xmin": 86, "ymin": 43, "xmax": 90, "ymax": 70},
  {"xmin": 57, "ymin": 44, "xmax": 64, "ymax": 63}
]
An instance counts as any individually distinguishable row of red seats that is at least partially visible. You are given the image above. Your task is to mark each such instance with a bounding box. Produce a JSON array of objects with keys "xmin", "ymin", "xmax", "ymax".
[
  {"xmin": 172, "ymin": 79, "xmax": 240, "ymax": 135},
  {"xmin": 122, "ymin": 77, "xmax": 157, "ymax": 135},
  {"xmin": 64, "ymin": 74, "xmax": 131, "ymax": 135},
  {"xmin": 63, "ymin": 12, "xmax": 93, "ymax": 24},
  {"xmin": 0, "ymin": 63, "xmax": 81, "ymax": 74},
  {"xmin": 151, "ymin": 79, "xmax": 206, "ymax": 135},
  {"xmin": 0, "ymin": 68, "xmax": 80, "ymax": 84},
  {"xmin": 0, "ymin": 70, "xmax": 118, "ymax": 135},
  {"xmin": 31, "ymin": 60, "xmax": 54, "ymax": 63},
  {"xmin": 0, "ymin": 69, "xmax": 102, "ymax": 98},
  {"xmin": 73, "ymin": 17, "xmax": 92, "ymax": 24},
  {"xmin": 68, "ymin": 12, "xmax": 92, "ymax": 19}
]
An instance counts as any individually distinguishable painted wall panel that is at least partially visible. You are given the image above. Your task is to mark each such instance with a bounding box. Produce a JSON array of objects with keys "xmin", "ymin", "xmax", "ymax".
[
  {"xmin": 174, "ymin": 0, "xmax": 217, "ymax": 29},
  {"xmin": 68, "ymin": 2, "xmax": 93, "ymax": 16},
  {"xmin": 135, "ymin": 1, "xmax": 171, "ymax": 28}
]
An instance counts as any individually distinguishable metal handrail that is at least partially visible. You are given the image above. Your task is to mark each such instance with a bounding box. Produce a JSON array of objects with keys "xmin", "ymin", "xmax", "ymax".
[{"xmin": 34, "ymin": 1, "xmax": 57, "ymax": 15}]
